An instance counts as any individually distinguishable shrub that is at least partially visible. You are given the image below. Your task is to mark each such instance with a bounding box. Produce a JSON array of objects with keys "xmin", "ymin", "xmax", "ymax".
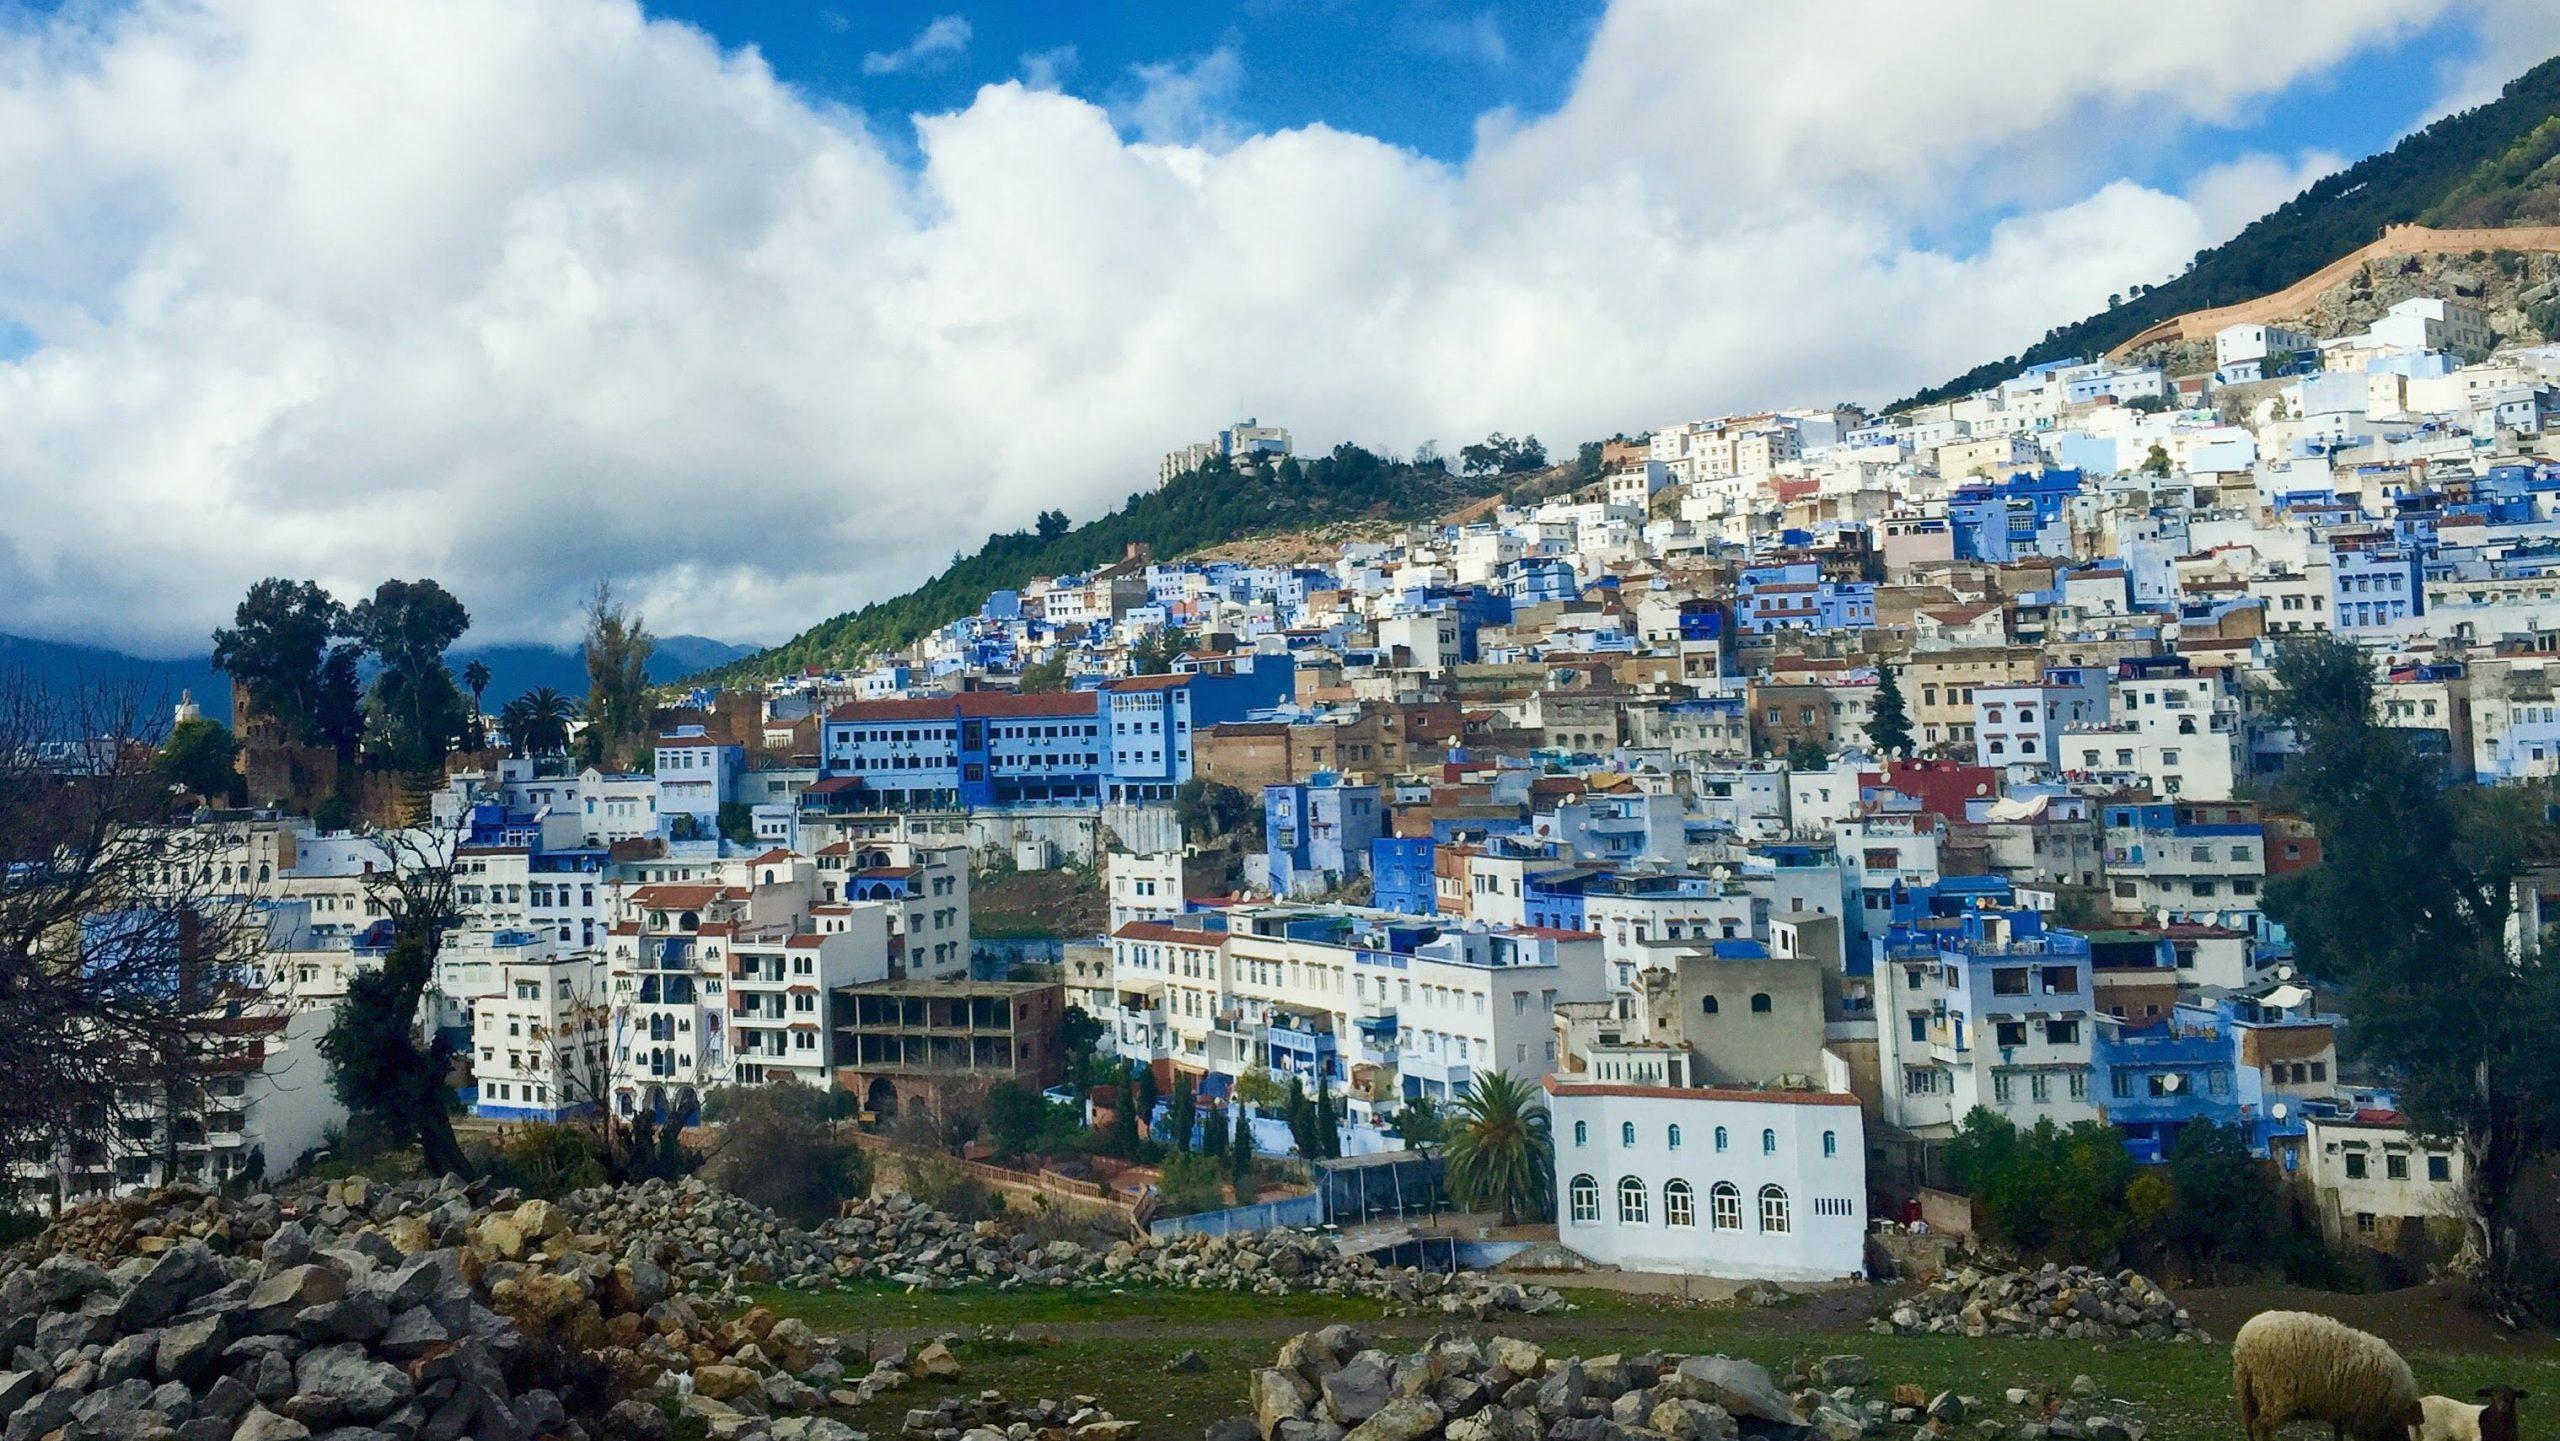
[
  {"xmin": 700, "ymin": 1082, "xmax": 873, "ymax": 1225},
  {"xmin": 1156, "ymin": 1152, "xmax": 1229, "ymax": 1216},
  {"xmin": 494, "ymin": 1122, "xmax": 607, "ymax": 1199}
]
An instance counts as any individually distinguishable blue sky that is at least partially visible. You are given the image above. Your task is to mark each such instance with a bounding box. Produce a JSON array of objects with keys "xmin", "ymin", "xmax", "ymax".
[{"xmin": 1, "ymin": 0, "xmax": 2556, "ymax": 653}]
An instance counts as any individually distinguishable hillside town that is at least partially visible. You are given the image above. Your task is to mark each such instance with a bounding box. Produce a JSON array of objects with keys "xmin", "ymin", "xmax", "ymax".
[{"xmin": 29, "ymin": 286, "xmax": 2560, "ymax": 1306}]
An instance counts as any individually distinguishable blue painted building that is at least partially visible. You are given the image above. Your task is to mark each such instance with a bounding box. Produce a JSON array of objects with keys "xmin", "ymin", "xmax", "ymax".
[
  {"xmin": 1734, "ymin": 560, "xmax": 1877, "ymax": 635},
  {"xmin": 2328, "ymin": 546, "xmax": 2422, "ymax": 633},
  {"xmin": 1267, "ymin": 774, "xmax": 1384, "ymax": 897},
  {"xmin": 1370, "ymin": 836, "xmax": 1437, "ymax": 916},
  {"xmin": 1948, "ymin": 469, "xmax": 2082, "ymax": 562},
  {"xmin": 2091, "ymin": 1016, "xmax": 2241, "ymax": 1165}
]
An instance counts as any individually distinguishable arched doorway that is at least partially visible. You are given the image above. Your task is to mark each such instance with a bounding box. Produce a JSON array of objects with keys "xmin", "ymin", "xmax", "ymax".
[{"xmin": 865, "ymin": 1076, "xmax": 899, "ymax": 1122}]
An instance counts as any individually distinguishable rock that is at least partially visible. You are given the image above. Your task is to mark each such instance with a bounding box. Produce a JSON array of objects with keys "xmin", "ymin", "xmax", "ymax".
[
  {"xmin": 912, "ymin": 1340, "xmax": 963, "ymax": 1380},
  {"xmin": 1168, "ymin": 1349, "xmax": 1212, "ymax": 1374},
  {"xmin": 1814, "ymin": 1356, "xmax": 1873, "ymax": 1389},
  {"xmin": 1258, "ymin": 1368, "xmax": 1318, "ymax": 1440},
  {"xmin": 292, "ymin": 1345, "xmax": 412, "ymax": 1423},
  {"xmin": 693, "ymin": 1365, "xmax": 762, "ymax": 1402},
  {"xmin": 232, "ymin": 1406, "xmax": 314, "ymax": 1441},
  {"xmin": 246, "ymin": 1266, "xmax": 347, "ymax": 1331},
  {"xmin": 1671, "ymin": 1357, "xmax": 1796, "ymax": 1424},
  {"xmin": 1344, "ymin": 1397, "xmax": 1441, "ymax": 1441},
  {"xmin": 1928, "ymin": 1392, "xmax": 1965, "ymax": 1424},
  {"xmin": 2068, "ymin": 1377, "xmax": 2098, "ymax": 1401},
  {"xmin": 159, "ymin": 1313, "xmax": 233, "ymax": 1383},
  {"xmin": 1322, "ymin": 1352, "xmax": 1395, "ymax": 1425}
]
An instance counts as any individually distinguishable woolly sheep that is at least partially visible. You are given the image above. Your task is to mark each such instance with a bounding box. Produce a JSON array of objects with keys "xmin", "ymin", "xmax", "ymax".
[
  {"xmin": 2411, "ymin": 1395, "xmax": 2483, "ymax": 1441},
  {"xmin": 2233, "ymin": 1310, "xmax": 2424, "ymax": 1441}
]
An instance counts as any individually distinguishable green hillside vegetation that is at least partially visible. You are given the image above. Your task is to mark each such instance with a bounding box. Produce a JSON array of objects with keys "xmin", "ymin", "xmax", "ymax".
[
  {"xmin": 1897, "ymin": 53, "xmax": 2560, "ymax": 410},
  {"xmin": 710, "ymin": 444, "xmax": 1517, "ymax": 681}
]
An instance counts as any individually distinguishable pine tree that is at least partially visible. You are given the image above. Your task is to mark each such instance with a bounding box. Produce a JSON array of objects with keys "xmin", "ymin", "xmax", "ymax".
[
  {"xmin": 1315, "ymin": 1073, "xmax": 1342, "ymax": 1160},
  {"xmin": 1110, "ymin": 1075, "xmax": 1141, "ymax": 1155},
  {"xmin": 1284, "ymin": 1075, "xmax": 1316, "ymax": 1157},
  {"xmin": 1167, "ymin": 1072, "xmax": 1195, "ymax": 1154},
  {"xmin": 1203, "ymin": 1103, "xmax": 1230, "ymax": 1161},
  {"xmin": 1228, "ymin": 1107, "xmax": 1256, "ymax": 1192},
  {"xmin": 1867, "ymin": 665, "xmax": 1914, "ymax": 757}
]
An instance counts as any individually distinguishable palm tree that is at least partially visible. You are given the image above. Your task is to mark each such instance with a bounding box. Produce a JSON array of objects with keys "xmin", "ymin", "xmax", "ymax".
[
  {"xmin": 501, "ymin": 686, "xmax": 576, "ymax": 756},
  {"xmin": 1443, "ymin": 1070, "xmax": 1553, "ymax": 1226},
  {"xmin": 461, "ymin": 659, "xmax": 491, "ymax": 714}
]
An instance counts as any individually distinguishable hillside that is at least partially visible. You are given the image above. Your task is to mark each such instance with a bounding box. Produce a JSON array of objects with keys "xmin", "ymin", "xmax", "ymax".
[
  {"xmin": 710, "ymin": 444, "xmax": 1536, "ymax": 681},
  {"xmin": 1896, "ymin": 52, "xmax": 2560, "ymax": 409}
]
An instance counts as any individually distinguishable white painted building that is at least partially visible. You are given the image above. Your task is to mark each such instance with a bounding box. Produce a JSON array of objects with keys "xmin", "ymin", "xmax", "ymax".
[{"xmin": 1546, "ymin": 1077, "xmax": 1867, "ymax": 1281}]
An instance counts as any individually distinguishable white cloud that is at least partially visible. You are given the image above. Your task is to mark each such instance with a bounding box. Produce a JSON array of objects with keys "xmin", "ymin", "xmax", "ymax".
[
  {"xmin": 0, "ymin": 0, "xmax": 2511, "ymax": 655},
  {"xmin": 861, "ymin": 13, "xmax": 970, "ymax": 76},
  {"xmin": 1414, "ymin": 12, "xmax": 1509, "ymax": 69},
  {"xmin": 1113, "ymin": 45, "xmax": 1243, "ymax": 148},
  {"xmin": 1019, "ymin": 44, "xmax": 1079, "ymax": 92}
]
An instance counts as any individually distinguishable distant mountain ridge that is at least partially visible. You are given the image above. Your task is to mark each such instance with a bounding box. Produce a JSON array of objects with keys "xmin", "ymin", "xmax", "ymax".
[
  {"xmin": 0, "ymin": 631, "xmax": 754, "ymax": 731},
  {"xmin": 1896, "ymin": 53, "xmax": 2560, "ymax": 409}
]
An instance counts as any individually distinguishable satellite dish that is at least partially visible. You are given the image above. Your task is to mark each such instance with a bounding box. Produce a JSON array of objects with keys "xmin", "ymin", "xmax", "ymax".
[
  {"xmin": 2161, "ymin": 1073, "xmax": 2185, "ymax": 1093},
  {"xmin": 2271, "ymin": 1102, "xmax": 2289, "ymax": 1121}
]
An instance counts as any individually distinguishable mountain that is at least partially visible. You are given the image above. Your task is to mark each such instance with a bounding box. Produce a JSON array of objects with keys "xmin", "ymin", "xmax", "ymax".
[
  {"xmin": 1896, "ymin": 54, "xmax": 2560, "ymax": 410},
  {"xmin": 0, "ymin": 631, "xmax": 755, "ymax": 732},
  {"xmin": 711, "ymin": 443, "xmax": 1550, "ymax": 682}
]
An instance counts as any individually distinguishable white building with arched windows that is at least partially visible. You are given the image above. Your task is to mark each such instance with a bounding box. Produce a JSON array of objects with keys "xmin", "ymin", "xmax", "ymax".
[{"xmin": 1545, "ymin": 1075, "xmax": 1867, "ymax": 1281}]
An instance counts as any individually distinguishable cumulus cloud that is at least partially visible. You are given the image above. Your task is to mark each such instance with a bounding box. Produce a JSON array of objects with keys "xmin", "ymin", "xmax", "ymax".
[
  {"xmin": 0, "ymin": 0, "xmax": 2506, "ymax": 654},
  {"xmin": 1019, "ymin": 44, "xmax": 1079, "ymax": 92},
  {"xmin": 861, "ymin": 13, "xmax": 970, "ymax": 76}
]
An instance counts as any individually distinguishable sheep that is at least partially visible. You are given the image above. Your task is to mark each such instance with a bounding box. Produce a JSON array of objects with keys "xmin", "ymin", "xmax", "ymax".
[
  {"xmin": 2411, "ymin": 1388, "xmax": 2528, "ymax": 1441},
  {"xmin": 2233, "ymin": 1310, "xmax": 2424, "ymax": 1441},
  {"xmin": 2411, "ymin": 1395, "xmax": 2482, "ymax": 1441}
]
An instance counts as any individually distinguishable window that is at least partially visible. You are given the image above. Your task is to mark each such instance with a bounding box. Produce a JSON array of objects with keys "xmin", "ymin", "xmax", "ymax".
[
  {"xmin": 1618, "ymin": 1176, "xmax": 1649, "ymax": 1224},
  {"xmin": 1710, "ymin": 1181, "xmax": 1741, "ymax": 1230},
  {"xmin": 1702, "ymin": 996, "xmax": 1720, "ymax": 1015},
  {"xmin": 1573, "ymin": 1120, "xmax": 1588, "ymax": 1147},
  {"xmin": 1759, "ymin": 1184, "xmax": 1790, "ymax": 1233},
  {"xmin": 2344, "ymin": 1152, "xmax": 2368, "ymax": 1180},
  {"xmin": 1995, "ymin": 1020, "xmax": 2028, "ymax": 1048},
  {"xmin": 1761, "ymin": 1127, "xmax": 1778, "ymax": 1155},
  {"xmin": 1621, "ymin": 1122, "xmax": 1637, "ymax": 1147},
  {"xmin": 2427, "ymin": 1153, "xmax": 2451, "ymax": 1182},
  {"xmin": 1822, "ymin": 1130, "xmax": 1838, "ymax": 1158},
  {"xmin": 1667, "ymin": 1124, "xmax": 1683, "ymax": 1151},
  {"xmin": 1569, "ymin": 1174, "xmax": 1599, "ymax": 1224},
  {"xmin": 2385, "ymin": 1153, "xmax": 2409, "ymax": 1181},
  {"xmin": 1665, "ymin": 1179, "xmax": 1694, "ymax": 1227},
  {"xmin": 1750, "ymin": 992, "xmax": 1772, "ymax": 1014}
]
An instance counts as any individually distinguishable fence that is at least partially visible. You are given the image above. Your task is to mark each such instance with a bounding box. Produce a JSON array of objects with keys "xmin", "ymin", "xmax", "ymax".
[
  {"xmin": 1147, "ymin": 1191, "xmax": 1325, "ymax": 1238},
  {"xmin": 846, "ymin": 1131, "xmax": 1137, "ymax": 1222}
]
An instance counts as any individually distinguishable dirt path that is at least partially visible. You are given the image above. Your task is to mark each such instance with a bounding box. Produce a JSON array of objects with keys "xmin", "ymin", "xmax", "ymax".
[{"xmin": 2170, "ymin": 1280, "xmax": 2557, "ymax": 1358}]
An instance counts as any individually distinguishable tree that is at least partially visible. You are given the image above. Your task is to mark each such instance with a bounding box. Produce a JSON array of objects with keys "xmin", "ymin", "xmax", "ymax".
[
  {"xmin": 1234, "ymin": 1064, "xmax": 1285, "ymax": 1111},
  {"xmin": 1459, "ymin": 433, "xmax": 1548, "ymax": 477},
  {"xmin": 1035, "ymin": 509, "xmax": 1071, "ymax": 541},
  {"xmin": 1943, "ymin": 1108, "xmax": 2134, "ymax": 1260},
  {"xmin": 501, "ymin": 687, "xmax": 577, "ymax": 758},
  {"xmin": 1782, "ymin": 737, "xmax": 1829, "ymax": 772},
  {"xmin": 1314, "ymin": 1073, "xmax": 1342, "ymax": 1160},
  {"xmin": 700, "ymin": 1082, "xmax": 873, "ymax": 1225},
  {"xmin": 1109, "ymin": 1074, "xmax": 1141, "ymax": 1156},
  {"xmin": 314, "ymin": 644, "xmax": 365, "ymax": 773},
  {"xmin": 1575, "ymin": 440, "xmax": 1604, "ymax": 481},
  {"xmin": 318, "ymin": 830, "xmax": 473, "ymax": 1178},
  {"xmin": 582, "ymin": 581, "xmax": 657, "ymax": 771},
  {"xmin": 461, "ymin": 659, "xmax": 491, "ymax": 714},
  {"xmin": 349, "ymin": 579, "xmax": 471, "ymax": 773},
  {"xmin": 1283, "ymin": 1074, "xmax": 1316, "ymax": 1158},
  {"xmin": 212, "ymin": 579, "xmax": 346, "ymax": 744},
  {"xmin": 2141, "ymin": 443, "xmax": 2174, "ymax": 478},
  {"xmin": 1228, "ymin": 1105, "xmax": 1256, "ymax": 1191},
  {"xmin": 156, "ymin": 719, "xmax": 242, "ymax": 804},
  {"xmin": 1395, "ymin": 1095, "xmax": 1447, "ymax": 1154},
  {"xmin": 0, "ymin": 677, "xmax": 263, "ymax": 1202},
  {"xmin": 984, "ymin": 1079, "xmax": 1047, "ymax": 1162},
  {"xmin": 1017, "ymin": 656, "xmax": 1069, "ymax": 693},
  {"xmin": 1202, "ymin": 1103, "xmax": 1231, "ymax": 1163},
  {"xmin": 2156, "ymin": 1120, "xmax": 2280, "ymax": 1282},
  {"xmin": 1137, "ymin": 1063, "xmax": 1160, "ymax": 1118},
  {"xmin": 2260, "ymin": 632, "xmax": 2560, "ymax": 1316},
  {"xmin": 717, "ymin": 802, "xmax": 757, "ymax": 847},
  {"xmin": 1157, "ymin": 1152, "xmax": 1226, "ymax": 1215},
  {"xmin": 1867, "ymin": 666, "xmax": 1913, "ymax": 756},
  {"xmin": 1166, "ymin": 1071, "xmax": 1195, "ymax": 1154},
  {"xmin": 1443, "ymin": 1071, "xmax": 1552, "ymax": 1225}
]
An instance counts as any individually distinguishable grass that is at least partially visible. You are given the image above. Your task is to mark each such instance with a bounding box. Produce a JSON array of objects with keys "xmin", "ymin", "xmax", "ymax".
[{"xmin": 744, "ymin": 1281, "xmax": 2560, "ymax": 1441}]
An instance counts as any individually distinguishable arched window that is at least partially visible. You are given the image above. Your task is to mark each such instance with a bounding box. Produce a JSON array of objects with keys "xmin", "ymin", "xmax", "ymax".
[
  {"xmin": 1618, "ymin": 1176, "xmax": 1649, "ymax": 1224},
  {"xmin": 1750, "ymin": 992, "xmax": 1773, "ymax": 1013},
  {"xmin": 1665, "ymin": 1179, "xmax": 1695, "ymax": 1227},
  {"xmin": 1667, "ymin": 1123, "xmax": 1683, "ymax": 1150},
  {"xmin": 1759, "ymin": 1184, "xmax": 1791, "ymax": 1233},
  {"xmin": 1621, "ymin": 1121, "xmax": 1637, "ymax": 1147},
  {"xmin": 1701, "ymin": 995, "xmax": 1720, "ymax": 1015},
  {"xmin": 1569, "ymin": 1174, "xmax": 1599, "ymax": 1224},
  {"xmin": 1573, "ymin": 1120, "xmax": 1588, "ymax": 1147},
  {"xmin": 1822, "ymin": 1129, "xmax": 1838, "ymax": 1158},
  {"xmin": 1710, "ymin": 1181, "xmax": 1742, "ymax": 1230},
  {"xmin": 1714, "ymin": 1125, "xmax": 1729, "ymax": 1152},
  {"xmin": 257, "ymin": 863, "xmax": 271, "ymax": 883},
  {"xmin": 1762, "ymin": 1127, "xmax": 1778, "ymax": 1155}
]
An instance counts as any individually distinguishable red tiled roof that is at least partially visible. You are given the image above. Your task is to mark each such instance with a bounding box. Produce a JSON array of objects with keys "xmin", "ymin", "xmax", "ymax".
[{"xmin": 1111, "ymin": 922, "xmax": 1220, "ymax": 945}]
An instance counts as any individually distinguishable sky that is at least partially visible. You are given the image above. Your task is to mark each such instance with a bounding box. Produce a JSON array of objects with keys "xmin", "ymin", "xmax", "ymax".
[{"xmin": 0, "ymin": 0, "xmax": 2557, "ymax": 658}]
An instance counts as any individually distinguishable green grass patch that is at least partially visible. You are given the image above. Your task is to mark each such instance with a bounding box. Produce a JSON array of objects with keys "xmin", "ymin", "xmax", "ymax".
[{"xmin": 750, "ymin": 1281, "xmax": 2560, "ymax": 1441}]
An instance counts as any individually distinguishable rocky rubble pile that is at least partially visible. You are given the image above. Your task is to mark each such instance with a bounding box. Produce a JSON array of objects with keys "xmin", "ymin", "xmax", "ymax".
[
  {"xmin": 0, "ymin": 1180, "xmax": 870, "ymax": 1441},
  {"xmin": 1871, "ymin": 1264, "xmax": 2205, "ymax": 1343},
  {"xmin": 1226, "ymin": 1327, "xmax": 2157, "ymax": 1441},
  {"xmin": 896, "ymin": 1389, "xmax": 1135, "ymax": 1441}
]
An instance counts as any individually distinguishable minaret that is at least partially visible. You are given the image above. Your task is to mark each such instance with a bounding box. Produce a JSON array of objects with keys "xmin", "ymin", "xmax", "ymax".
[{"xmin": 174, "ymin": 689, "xmax": 202, "ymax": 726}]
